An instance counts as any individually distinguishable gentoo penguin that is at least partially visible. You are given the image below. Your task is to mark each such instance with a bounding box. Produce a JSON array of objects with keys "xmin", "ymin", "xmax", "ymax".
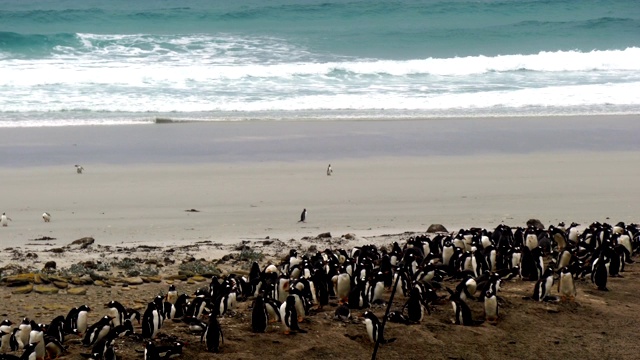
[
  {"xmin": 76, "ymin": 305, "xmax": 91, "ymax": 334},
  {"xmin": 18, "ymin": 319, "xmax": 31, "ymax": 351},
  {"xmin": 202, "ymin": 311, "xmax": 223, "ymax": 353},
  {"xmin": 532, "ymin": 266, "xmax": 555, "ymax": 301},
  {"xmin": 0, "ymin": 319, "xmax": 13, "ymax": 352},
  {"xmin": 10, "ymin": 327, "xmax": 23, "ymax": 351},
  {"xmin": 298, "ymin": 208, "xmax": 307, "ymax": 223},
  {"xmin": 362, "ymin": 311, "xmax": 395, "ymax": 344},
  {"xmin": 251, "ymin": 295, "xmax": 270, "ymax": 333},
  {"xmin": 334, "ymin": 304, "xmax": 351, "ymax": 322},
  {"xmin": 143, "ymin": 341, "xmax": 159, "ymax": 360},
  {"xmin": 155, "ymin": 342, "xmax": 184, "ymax": 359},
  {"xmin": 592, "ymin": 254, "xmax": 610, "ymax": 291},
  {"xmin": 105, "ymin": 301, "xmax": 127, "ymax": 327},
  {"xmin": 44, "ymin": 337, "xmax": 66, "ymax": 359},
  {"xmin": 82, "ymin": 316, "xmax": 112, "ymax": 347},
  {"xmin": 446, "ymin": 288, "xmax": 479, "ymax": 326},
  {"xmin": 327, "ymin": 164, "xmax": 333, "ymax": 176},
  {"xmin": 20, "ymin": 343, "xmax": 38, "ymax": 360},
  {"xmin": 404, "ymin": 287, "xmax": 430, "ymax": 323},
  {"xmin": 484, "ymin": 290, "xmax": 499, "ymax": 324},
  {"xmin": 335, "ymin": 271, "xmax": 351, "ymax": 303},
  {"xmin": 1, "ymin": 213, "xmax": 11, "ymax": 227},
  {"xmin": 279, "ymin": 295, "xmax": 306, "ymax": 335},
  {"xmin": 28, "ymin": 321, "xmax": 45, "ymax": 360},
  {"xmin": 141, "ymin": 302, "xmax": 160, "ymax": 339},
  {"xmin": 75, "ymin": 165, "xmax": 84, "ymax": 174},
  {"xmin": 41, "ymin": 212, "xmax": 51, "ymax": 223},
  {"xmin": 558, "ymin": 266, "xmax": 577, "ymax": 301},
  {"xmin": 166, "ymin": 284, "xmax": 178, "ymax": 304}
]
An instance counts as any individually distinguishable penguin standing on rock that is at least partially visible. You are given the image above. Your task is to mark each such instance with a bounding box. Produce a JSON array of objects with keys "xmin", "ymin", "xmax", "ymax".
[{"xmin": 362, "ymin": 311, "xmax": 395, "ymax": 344}]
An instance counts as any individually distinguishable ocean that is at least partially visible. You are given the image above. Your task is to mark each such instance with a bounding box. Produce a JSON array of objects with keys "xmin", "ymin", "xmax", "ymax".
[{"xmin": 1, "ymin": 0, "xmax": 639, "ymax": 127}]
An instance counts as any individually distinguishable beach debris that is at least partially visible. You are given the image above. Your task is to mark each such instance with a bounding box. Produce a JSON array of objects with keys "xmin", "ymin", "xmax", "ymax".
[
  {"xmin": 185, "ymin": 208, "xmax": 200, "ymax": 212},
  {"xmin": 427, "ymin": 224, "xmax": 449, "ymax": 233},
  {"xmin": 75, "ymin": 164, "xmax": 84, "ymax": 174},
  {"xmin": 69, "ymin": 237, "xmax": 95, "ymax": 249},
  {"xmin": 33, "ymin": 236, "xmax": 57, "ymax": 241}
]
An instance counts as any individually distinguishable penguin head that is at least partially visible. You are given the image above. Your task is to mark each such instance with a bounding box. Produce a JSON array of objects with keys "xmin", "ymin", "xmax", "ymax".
[
  {"xmin": 78, "ymin": 305, "xmax": 91, "ymax": 312},
  {"xmin": 0, "ymin": 319, "xmax": 13, "ymax": 326}
]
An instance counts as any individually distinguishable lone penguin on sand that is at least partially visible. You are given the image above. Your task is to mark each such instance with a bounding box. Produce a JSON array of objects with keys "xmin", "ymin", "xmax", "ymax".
[
  {"xmin": 298, "ymin": 209, "xmax": 307, "ymax": 223},
  {"xmin": 42, "ymin": 212, "xmax": 51, "ymax": 222},
  {"xmin": 327, "ymin": 164, "xmax": 333, "ymax": 176},
  {"xmin": 75, "ymin": 164, "xmax": 84, "ymax": 174},
  {"xmin": 1, "ymin": 213, "xmax": 11, "ymax": 227}
]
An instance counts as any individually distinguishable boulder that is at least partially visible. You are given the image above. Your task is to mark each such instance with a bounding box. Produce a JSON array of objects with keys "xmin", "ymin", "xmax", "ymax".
[
  {"xmin": 34, "ymin": 285, "xmax": 59, "ymax": 295},
  {"xmin": 67, "ymin": 287, "xmax": 88, "ymax": 295},
  {"xmin": 141, "ymin": 276, "xmax": 162, "ymax": 283},
  {"xmin": 69, "ymin": 237, "xmax": 95, "ymax": 249},
  {"xmin": 53, "ymin": 281, "xmax": 69, "ymax": 289},
  {"xmin": 123, "ymin": 277, "xmax": 144, "ymax": 285},
  {"xmin": 43, "ymin": 261, "xmax": 57, "ymax": 270},
  {"xmin": 317, "ymin": 232, "xmax": 332, "ymax": 239},
  {"xmin": 427, "ymin": 224, "xmax": 449, "ymax": 233},
  {"xmin": 527, "ymin": 219, "xmax": 545, "ymax": 230},
  {"xmin": 164, "ymin": 274, "xmax": 188, "ymax": 281},
  {"xmin": 2, "ymin": 273, "xmax": 35, "ymax": 286},
  {"xmin": 11, "ymin": 284, "xmax": 33, "ymax": 294}
]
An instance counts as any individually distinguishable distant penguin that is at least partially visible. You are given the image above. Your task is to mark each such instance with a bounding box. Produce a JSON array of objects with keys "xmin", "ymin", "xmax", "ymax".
[
  {"xmin": 298, "ymin": 208, "xmax": 307, "ymax": 223},
  {"xmin": 362, "ymin": 311, "xmax": 395, "ymax": 344},
  {"xmin": 558, "ymin": 266, "xmax": 577, "ymax": 301},
  {"xmin": 75, "ymin": 165, "xmax": 84, "ymax": 174},
  {"xmin": 202, "ymin": 311, "xmax": 223, "ymax": 353},
  {"xmin": 327, "ymin": 164, "xmax": 333, "ymax": 176},
  {"xmin": 41, "ymin": 212, "xmax": 51, "ymax": 223},
  {"xmin": 166, "ymin": 284, "xmax": 178, "ymax": 304},
  {"xmin": 1, "ymin": 213, "xmax": 11, "ymax": 227},
  {"xmin": 484, "ymin": 290, "xmax": 499, "ymax": 324},
  {"xmin": 251, "ymin": 295, "xmax": 269, "ymax": 333}
]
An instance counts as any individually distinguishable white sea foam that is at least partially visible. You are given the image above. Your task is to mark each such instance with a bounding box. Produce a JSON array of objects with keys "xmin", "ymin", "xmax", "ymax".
[{"xmin": 1, "ymin": 33, "xmax": 639, "ymax": 126}]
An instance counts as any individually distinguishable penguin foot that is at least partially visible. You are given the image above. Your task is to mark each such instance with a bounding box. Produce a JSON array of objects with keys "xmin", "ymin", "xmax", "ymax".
[
  {"xmin": 283, "ymin": 330, "xmax": 291, "ymax": 335},
  {"xmin": 297, "ymin": 316, "xmax": 304, "ymax": 323}
]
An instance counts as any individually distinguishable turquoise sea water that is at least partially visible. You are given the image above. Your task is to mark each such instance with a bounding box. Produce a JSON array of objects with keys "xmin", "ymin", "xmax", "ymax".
[{"xmin": 1, "ymin": 0, "xmax": 639, "ymax": 126}]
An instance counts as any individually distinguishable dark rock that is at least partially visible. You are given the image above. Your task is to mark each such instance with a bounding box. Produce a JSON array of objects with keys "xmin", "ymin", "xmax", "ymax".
[
  {"xmin": 317, "ymin": 232, "xmax": 332, "ymax": 239},
  {"xmin": 427, "ymin": 224, "xmax": 449, "ymax": 233},
  {"xmin": 70, "ymin": 237, "xmax": 95, "ymax": 249},
  {"xmin": 44, "ymin": 261, "xmax": 57, "ymax": 270},
  {"xmin": 527, "ymin": 219, "xmax": 545, "ymax": 230},
  {"xmin": 50, "ymin": 248, "xmax": 65, "ymax": 254}
]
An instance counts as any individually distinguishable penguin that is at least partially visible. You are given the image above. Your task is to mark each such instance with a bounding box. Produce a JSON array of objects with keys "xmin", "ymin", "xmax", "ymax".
[
  {"xmin": 386, "ymin": 311, "xmax": 411, "ymax": 325},
  {"xmin": 41, "ymin": 212, "xmax": 51, "ymax": 223},
  {"xmin": 27, "ymin": 321, "xmax": 44, "ymax": 360},
  {"xmin": 141, "ymin": 302, "xmax": 160, "ymax": 339},
  {"xmin": 166, "ymin": 284, "xmax": 178, "ymax": 304},
  {"xmin": 279, "ymin": 295, "xmax": 306, "ymax": 335},
  {"xmin": 404, "ymin": 286, "xmax": 430, "ymax": 323},
  {"xmin": 333, "ymin": 304, "xmax": 351, "ymax": 322},
  {"xmin": 327, "ymin": 164, "xmax": 333, "ymax": 176},
  {"xmin": 19, "ymin": 343, "xmax": 38, "ymax": 360},
  {"xmin": 532, "ymin": 266, "xmax": 555, "ymax": 301},
  {"xmin": 10, "ymin": 328, "xmax": 23, "ymax": 352},
  {"xmin": 484, "ymin": 290, "xmax": 499, "ymax": 324},
  {"xmin": 202, "ymin": 311, "xmax": 223, "ymax": 353},
  {"xmin": 44, "ymin": 337, "xmax": 66, "ymax": 359},
  {"xmin": 75, "ymin": 165, "xmax": 84, "ymax": 174},
  {"xmin": 298, "ymin": 208, "xmax": 307, "ymax": 223},
  {"xmin": 0, "ymin": 320, "xmax": 13, "ymax": 353},
  {"xmin": 143, "ymin": 341, "xmax": 159, "ymax": 360},
  {"xmin": 1, "ymin": 213, "xmax": 11, "ymax": 227},
  {"xmin": 335, "ymin": 271, "xmax": 351, "ymax": 303},
  {"xmin": 251, "ymin": 295, "xmax": 269, "ymax": 333},
  {"xmin": 446, "ymin": 288, "xmax": 479, "ymax": 326},
  {"xmin": 263, "ymin": 297, "xmax": 282, "ymax": 323},
  {"xmin": 592, "ymin": 254, "xmax": 609, "ymax": 291},
  {"xmin": 105, "ymin": 301, "xmax": 127, "ymax": 327},
  {"xmin": 155, "ymin": 342, "xmax": 184, "ymax": 359},
  {"xmin": 82, "ymin": 316, "xmax": 112, "ymax": 347},
  {"xmin": 76, "ymin": 305, "xmax": 91, "ymax": 334},
  {"xmin": 367, "ymin": 272, "xmax": 386, "ymax": 305},
  {"xmin": 558, "ymin": 266, "xmax": 577, "ymax": 301},
  {"xmin": 362, "ymin": 311, "xmax": 395, "ymax": 344},
  {"xmin": 45, "ymin": 316, "xmax": 65, "ymax": 343},
  {"xmin": 18, "ymin": 318, "xmax": 31, "ymax": 349}
]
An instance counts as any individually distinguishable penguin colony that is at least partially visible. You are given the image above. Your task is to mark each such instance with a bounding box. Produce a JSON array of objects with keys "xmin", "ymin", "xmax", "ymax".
[{"xmin": 0, "ymin": 220, "xmax": 639, "ymax": 359}]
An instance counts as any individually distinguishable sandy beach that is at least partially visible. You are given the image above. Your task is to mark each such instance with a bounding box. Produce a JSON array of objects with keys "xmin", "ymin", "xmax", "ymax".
[
  {"xmin": 1, "ymin": 116, "xmax": 639, "ymax": 251},
  {"xmin": 1, "ymin": 116, "xmax": 640, "ymax": 360}
]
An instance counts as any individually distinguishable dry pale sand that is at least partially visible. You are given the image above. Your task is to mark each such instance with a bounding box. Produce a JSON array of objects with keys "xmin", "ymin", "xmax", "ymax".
[{"xmin": 0, "ymin": 151, "xmax": 639, "ymax": 252}]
